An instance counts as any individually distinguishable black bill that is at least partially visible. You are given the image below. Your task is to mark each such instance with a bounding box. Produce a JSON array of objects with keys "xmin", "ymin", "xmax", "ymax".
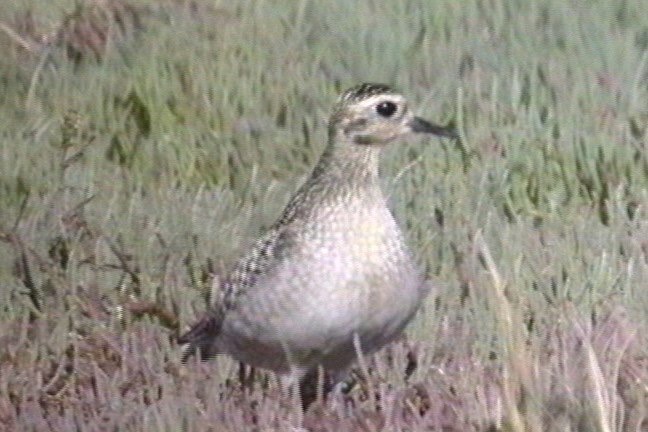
[{"xmin": 409, "ymin": 117, "xmax": 458, "ymax": 139}]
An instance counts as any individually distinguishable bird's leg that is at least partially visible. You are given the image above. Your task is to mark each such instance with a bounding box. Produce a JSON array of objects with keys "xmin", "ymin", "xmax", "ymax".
[
  {"xmin": 300, "ymin": 365, "xmax": 348, "ymax": 410},
  {"xmin": 237, "ymin": 362, "xmax": 257, "ymax": 393},
  {"xmin": 298, "ymin": 366, "xmax": 356, "ymax": 410}
]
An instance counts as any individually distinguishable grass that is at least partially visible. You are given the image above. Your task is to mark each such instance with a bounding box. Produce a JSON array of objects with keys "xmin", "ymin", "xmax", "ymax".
[{"xmin": 1, "ymin": 0, "xmax": 648, "ymax": 430}]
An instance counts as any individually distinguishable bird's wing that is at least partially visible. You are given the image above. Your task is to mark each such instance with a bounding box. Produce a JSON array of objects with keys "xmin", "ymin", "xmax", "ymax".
[
  {"xmin": 219, "ymin": 224, "xmax": 295, "ymax": 310},
  {"xmin": 178, "ymin": 222, "xmax": 295, "ymax": 361}
]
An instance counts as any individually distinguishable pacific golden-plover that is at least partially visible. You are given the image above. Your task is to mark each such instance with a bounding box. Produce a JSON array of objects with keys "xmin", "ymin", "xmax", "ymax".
[{"xmin": 179, "ymin": 83, "xmax": 457, "ymax": 403}]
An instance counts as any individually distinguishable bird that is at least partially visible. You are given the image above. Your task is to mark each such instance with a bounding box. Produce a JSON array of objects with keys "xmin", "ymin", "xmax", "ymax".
[{"xmin": 178, "ymin": 82, "xmax": 457, "ymax": 405}]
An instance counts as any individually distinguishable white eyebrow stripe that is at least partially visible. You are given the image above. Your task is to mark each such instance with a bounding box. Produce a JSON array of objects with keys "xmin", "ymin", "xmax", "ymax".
[{"xmin": 354, "ymin": 94, "xmax": 406, "ymax": 111}]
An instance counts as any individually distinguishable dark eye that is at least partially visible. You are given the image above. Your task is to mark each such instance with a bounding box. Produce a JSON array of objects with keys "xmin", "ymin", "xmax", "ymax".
[{"xmin": 376, "ymin": 101, "xmax": 397, "ymax": 117}]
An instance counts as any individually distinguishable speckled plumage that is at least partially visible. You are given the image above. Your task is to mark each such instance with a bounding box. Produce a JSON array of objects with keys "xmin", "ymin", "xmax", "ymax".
[{"xmin": 179, "ymin": 83, "xmax": 456, "ymax": 390}]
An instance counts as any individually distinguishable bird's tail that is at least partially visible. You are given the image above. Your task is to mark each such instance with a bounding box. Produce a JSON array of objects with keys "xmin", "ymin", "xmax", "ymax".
[{"xmin": 178, "ymin": 313, "xmax": 222, "ymax": 362}]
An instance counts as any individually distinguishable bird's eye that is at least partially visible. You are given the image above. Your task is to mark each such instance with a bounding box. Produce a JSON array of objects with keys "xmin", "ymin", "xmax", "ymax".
[{"xmin": 376, "ymin": 101, "xmax": 397, "ymax": 117}]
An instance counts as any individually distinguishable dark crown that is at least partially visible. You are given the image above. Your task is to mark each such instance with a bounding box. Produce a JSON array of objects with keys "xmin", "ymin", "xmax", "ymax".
[{"xmin": 338, "ymin": 83, "xmax": 396, "ymax": 104}]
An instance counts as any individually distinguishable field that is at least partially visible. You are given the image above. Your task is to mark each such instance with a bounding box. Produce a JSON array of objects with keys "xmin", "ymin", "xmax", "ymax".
[{"xmin": 1, "ymin": 0, "xmax": 648, "ymax": 430}]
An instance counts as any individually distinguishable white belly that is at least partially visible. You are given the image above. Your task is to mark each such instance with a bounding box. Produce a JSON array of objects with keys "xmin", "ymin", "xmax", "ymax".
[{"xmin": 219, "ymin": 201, "xmax": 425, "ymax": 373}]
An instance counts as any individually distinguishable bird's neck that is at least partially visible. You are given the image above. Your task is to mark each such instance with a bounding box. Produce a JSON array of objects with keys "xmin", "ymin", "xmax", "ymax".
[
  {"xmin": 310, "ymin": 137, "xmax": 382, "ymax": 187},
  {"xmin": 276, "ymin": 139, "xmax": 385, "ymax": 226}
]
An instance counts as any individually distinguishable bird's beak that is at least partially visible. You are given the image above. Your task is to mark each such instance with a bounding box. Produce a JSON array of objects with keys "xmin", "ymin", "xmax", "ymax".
[{"xmin": 409, "ymin": 117, "xmax": 458, "ymax": 139}]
